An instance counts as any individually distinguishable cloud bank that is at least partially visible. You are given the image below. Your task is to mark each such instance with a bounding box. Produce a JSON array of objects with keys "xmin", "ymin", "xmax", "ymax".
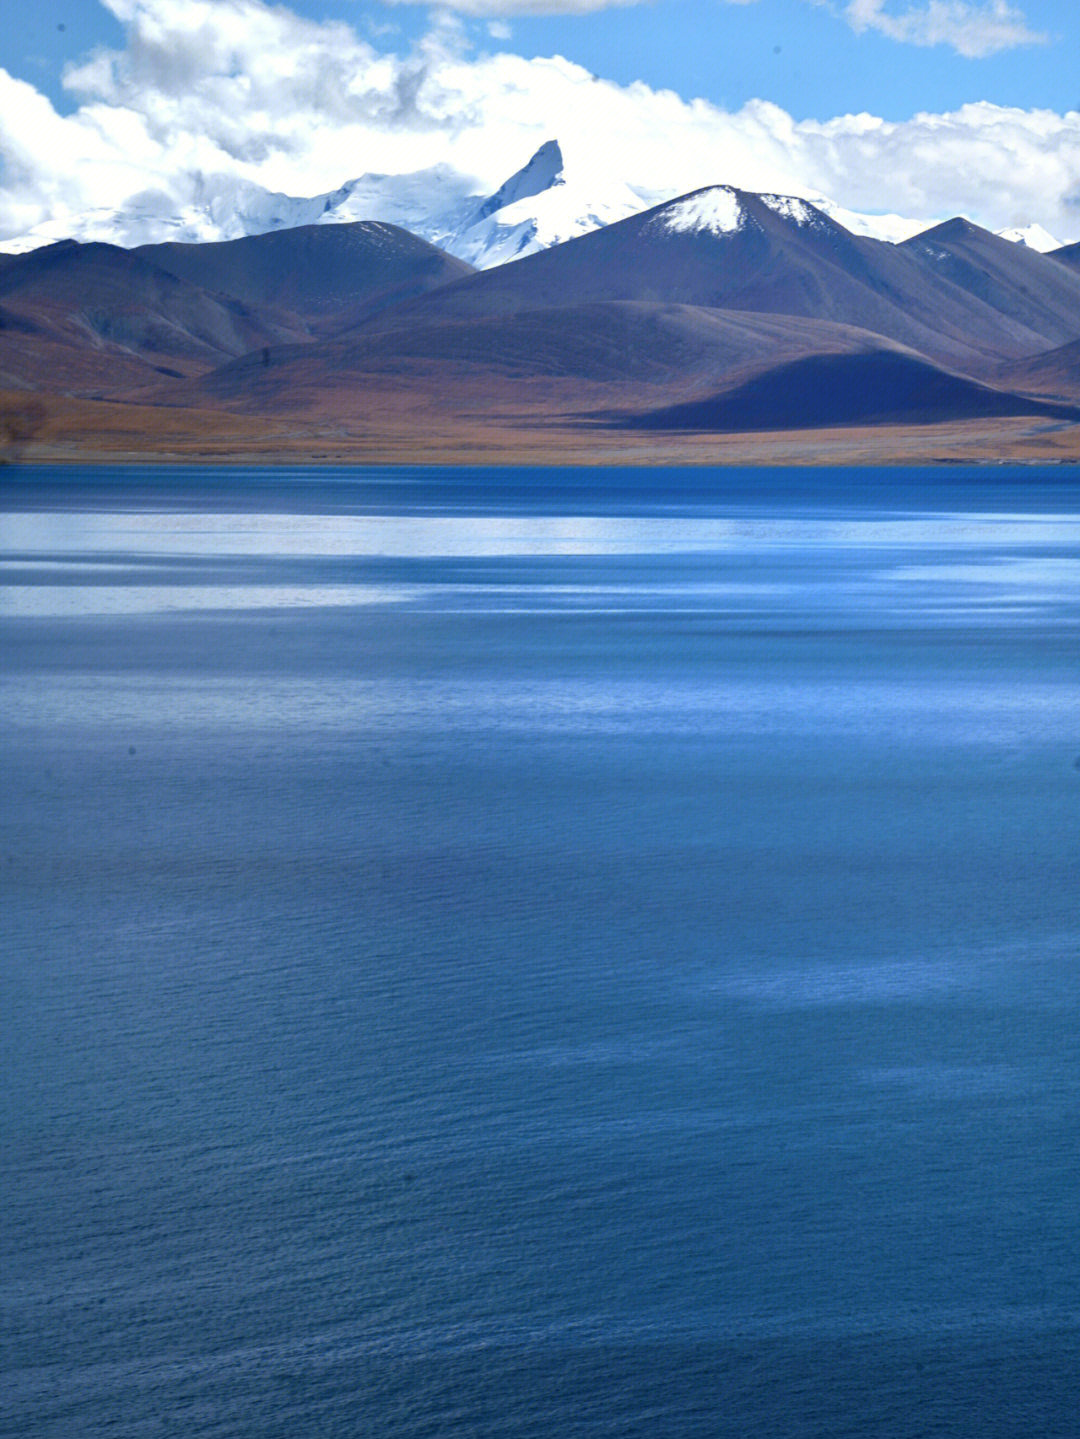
[{"xmin": 1, "ymin": 0, "xmax": 1077, "ymax": 247}]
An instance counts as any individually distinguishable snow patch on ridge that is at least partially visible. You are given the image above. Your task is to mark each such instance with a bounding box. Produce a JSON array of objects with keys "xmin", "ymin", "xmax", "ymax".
[
  {"xmin": 658, "ymin": 188, "xmax": 743, "ymax": 237},
  {"xmin": 759, "ymin": 194, "xmax": 822, "ymax": 227}
]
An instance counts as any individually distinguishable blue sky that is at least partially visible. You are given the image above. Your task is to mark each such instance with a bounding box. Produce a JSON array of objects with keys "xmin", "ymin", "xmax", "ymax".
[
  {"xmin": 4, "ymin": 0, "xmax": 1076, "ymax": 122},
  {"xmin": 1, "ymin": 0, "xmax": 1078, "ymax": 244}
]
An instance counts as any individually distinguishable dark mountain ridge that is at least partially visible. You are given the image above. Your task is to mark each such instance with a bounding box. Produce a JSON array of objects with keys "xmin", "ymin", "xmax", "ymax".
[
  {"xmin": 0, "ymin": 238, "xmax": 300, "ymax": 364},
  {"xmin": 0, "ymin": 224, "xmax": 473, "ymax": 395},
  {"xmin": 347, "ymin": 187, "xmax": 1074, "ymax": 372},
  {"xmin": 1048, "ymin": 239, "xmax": 1080, "ymax": 275},
  {"xmin": 622, "ymin": 349, "xmax": 1080, "ymax": 432},
  {"xmin": 900, "ymin": 218, "xmax": 1080, "ymax": 349},
  {"xmin": 133, "ymin": 222, "xmax": 474, "ymax": 336}
]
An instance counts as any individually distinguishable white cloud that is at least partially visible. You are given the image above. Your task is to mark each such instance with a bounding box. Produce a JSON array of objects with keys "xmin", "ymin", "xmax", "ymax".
[
  {"xmin": 0, "ymin": 0, "xmax": 1077, "ymax": 247},
  {"xmin": 841, "ymin": 0, "xmax": 1046, "ymax": 57},
  {"xmin": 386, "ymin": 0, "xmax": 639, "ymax": 13},
  {"xmin": 386, "ymin": 0, "xmax": 1046, "ymax": 58}
]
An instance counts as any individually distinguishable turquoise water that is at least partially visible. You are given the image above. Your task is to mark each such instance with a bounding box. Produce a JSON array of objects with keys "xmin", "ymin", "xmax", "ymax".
[{"xmin": 3, "ymin": 466, "xmax": 1080, "ymax": 1436}]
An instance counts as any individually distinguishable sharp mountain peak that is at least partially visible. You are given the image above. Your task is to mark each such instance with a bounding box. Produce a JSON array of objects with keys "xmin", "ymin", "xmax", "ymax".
[{"xmin": 473, "ymin": 140, "xmax": 566, "ymax": 223}]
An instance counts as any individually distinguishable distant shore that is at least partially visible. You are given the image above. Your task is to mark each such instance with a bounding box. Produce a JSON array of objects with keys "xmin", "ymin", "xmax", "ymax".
[{"xmin": 3, "ymin": 393, "xmax": 1078, "ymax": 469}]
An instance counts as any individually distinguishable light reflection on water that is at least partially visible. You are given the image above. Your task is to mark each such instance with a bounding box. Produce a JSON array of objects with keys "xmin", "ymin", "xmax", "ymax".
[
  {"xmin": 0, "ymin": 583, "xmax": 416, "ymax": 616},
  {"xmin": 3, "ymin": 505, "xmax": 1080, "ymax": 625},
  {"xmin": 5, "ymin": 506, "xmax": 1080, "ymax": 558}
]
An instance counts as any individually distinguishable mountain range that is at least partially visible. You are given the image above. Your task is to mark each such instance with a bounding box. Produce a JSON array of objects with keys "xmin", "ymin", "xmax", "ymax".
[
  {"xmin": 0, "ymin": 141, "xmax": 671, "ymax": 273},
  {"xmin": 0, "ymin": 140, "xmax": 1066, "ymax": 270},
  {"xmin": 3, "ymin": 156, "xmax": 1080, "ymax": 461}
]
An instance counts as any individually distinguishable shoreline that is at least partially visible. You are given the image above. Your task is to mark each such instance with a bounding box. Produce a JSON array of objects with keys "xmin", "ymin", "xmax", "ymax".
[{"xmin": 5, "ymin": 388, "xmax": 1080, "ymax": 470}]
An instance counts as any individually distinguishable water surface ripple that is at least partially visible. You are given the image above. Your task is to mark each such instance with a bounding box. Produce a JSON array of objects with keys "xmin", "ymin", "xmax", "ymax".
[{"xmin": 3, "ymin": 465, "xmax": 1080, "ymax": 1438}]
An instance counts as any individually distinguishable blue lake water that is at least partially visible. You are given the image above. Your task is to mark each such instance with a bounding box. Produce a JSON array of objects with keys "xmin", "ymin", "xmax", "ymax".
[{"xmin": 3, "ymin": 464, "xmax": 1080, "ymax": 1436}]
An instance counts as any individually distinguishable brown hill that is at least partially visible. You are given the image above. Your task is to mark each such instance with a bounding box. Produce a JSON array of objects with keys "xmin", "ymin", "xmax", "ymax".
[
  {"xmin": 0, "ymin": 239, "xmax": 308, "ymax": 395},
  {"xmin": 995, "ymin": 337, "xmax": 1080, "ymax": 400},
  {"xmin": 0, "ymin": 240, "xmax": 302, "ymax": 357},
  {"xmin": 0, "ymin": 225, "xmax": 474, "ymax": 397},
  {"xmin": 172, "ymin": 300, "xmax": 928, "ymax": 420},
  {"xmin": 133, "ymin": 222, "xmax": 474, "ymax": 336}
]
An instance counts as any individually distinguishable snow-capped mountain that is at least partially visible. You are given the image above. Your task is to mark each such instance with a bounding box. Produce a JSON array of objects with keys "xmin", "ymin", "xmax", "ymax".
[
  {"xmin": 808, "ymin": 197, "xmax": 931, "ymax": 244},
  {"xmin": 0, "ymin": 137, "xmax": 1067, "ymax": 267},
  {"xmin": 0, "ymin": 139, "xmax": 666, "ymax": 271},
  {"xmin": 470, "ymin": 140, "xmax": 566, "ymax": 226},
  {"xmin": 441, "ymin": 140, "xmax": 666, "ymax": 268},
  {"xmin": 995, "ymin": 223, "xmax": 1063, "ymax": 252},
  {"xmin": 0, "ymin": 165, "xmax": 484, "ymax": 255},
  {"xmin": 649, "ymin": 194, "xmax": 1068, "ymax": 253},
  {"xmin": 654, "ymin": 188, "xmax": 845, "ymax": 239}
]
